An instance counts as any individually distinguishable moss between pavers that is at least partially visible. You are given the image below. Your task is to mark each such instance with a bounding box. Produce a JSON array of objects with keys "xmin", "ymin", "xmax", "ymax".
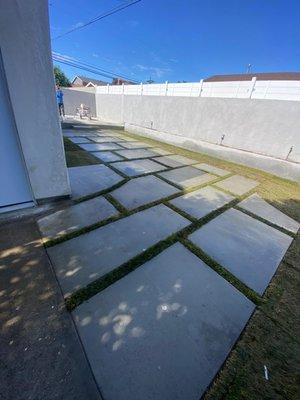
[{"xmin": 62, "ymin": 127, "xmax": 300, "ymax": 400}]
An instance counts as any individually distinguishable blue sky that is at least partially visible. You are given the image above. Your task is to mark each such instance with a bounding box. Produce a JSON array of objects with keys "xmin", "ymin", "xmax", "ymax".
[{"xmin": 50, "ymin": 0, "xmax": 300, "ymax": 83}]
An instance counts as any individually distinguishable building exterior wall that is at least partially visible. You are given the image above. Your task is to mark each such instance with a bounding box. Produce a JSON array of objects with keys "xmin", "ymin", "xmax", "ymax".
[
  {"xmin": 95, "ymin": 93, "xmax": 300, "ymax": 182},
  {"xmin": 0, "ymin": 0, "xmax": 70, "ymax": 201}
]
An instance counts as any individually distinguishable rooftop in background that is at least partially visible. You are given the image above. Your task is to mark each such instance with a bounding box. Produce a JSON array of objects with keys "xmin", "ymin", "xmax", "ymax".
[
  {"xmin": 72, "ymin": 75, "xmax": 108, "ymax": 87},
  {"xmin": 111, "ymin": 77, "xmax": 137, "ymax": 85},
  {"xmin": 204, "ymin": 72, "xmax": 300, "ymax": 82}
]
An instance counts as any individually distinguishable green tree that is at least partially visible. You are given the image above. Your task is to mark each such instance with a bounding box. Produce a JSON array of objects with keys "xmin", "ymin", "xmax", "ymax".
[{"xmin": 54, "ymin": 65, "xmax": 71, "ymax": 87}]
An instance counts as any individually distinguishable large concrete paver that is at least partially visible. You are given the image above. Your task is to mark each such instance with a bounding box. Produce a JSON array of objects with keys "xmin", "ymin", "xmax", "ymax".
[
  {"xmin": 214, "ymin": 175, "xmax": 259, "ymax": 195},
  {"xmin": 195, "ymin": 163, "xmax": 231, "ymax": 177},
  {"xmin": 118, "ymin": 141, "xmax": 154, "ymax": 149},
  {"xmin": 169, "ymin": 186, "xmax": 234, "ymax": 219},
  {"xmin": 47, "ymin": 205, "xmax": 190, "ymax": 296},
  {"xmin": 189, "ymin": 208, "xmax": 293, "ymax": 294},
  {"xmin": 112, "ymin": 159, "xmax": 167, "ymax": 177},
  {"xmin": 68, "ymin": 165, "xmax": 123, "ymax": 199},
  {"xmin": 238, "ymin": 194, "xmax": 300, "ymax": 234},
  {"xmin": 38, "ymin": 197, "xmax": 118, "ymax": 241},
  {"xmin": 69, "ymin": 137, "xmax": 93, "ymax": 144},
  {"xmin": 158, "ymin": 166, "xmax": 216, "ymax": 189},
  {"xmin": 111, "ymin": 175, "xmax": 180, "ymax": 210},
  {"xmin": 78, "ymin": 143, "xmax": 124, "ymax": 151},
  {"xmin": 92, "ymin": 151, "xmax": 124, "ymax": 162},
  {"xmin": 63, "ymin": 131, "xmax": 98, "ymax": 138},
  {"xmin": 115, "ymin": 149, "xmax": 160, "ymax": 160},
  {"xmin": 154, "ymin": 154, "xmax": 198, "ymax": 168},
  {"xmin": 151, "ymin": 148, "xmax": 173, "ymax": 156},
  {"xmin": 90, "ymin": 137, "xmax": 123, "ymax": 143},
  {"xmin": 73, "ymin": 243, "xmax": 254, "ymax": 400}
]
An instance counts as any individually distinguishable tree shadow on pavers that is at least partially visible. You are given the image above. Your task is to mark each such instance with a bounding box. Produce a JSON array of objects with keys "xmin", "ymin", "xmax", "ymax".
[
  {"xmin": 72, "ymin": 243, "xmax": 254, "ymax": 400},
  {"xmin": 0, "ymin": 219, "xmax": 101, "ymax": 400},
  {"xmin": 203, "ymin": 198, "xmax": 300, "ymax": 400}
]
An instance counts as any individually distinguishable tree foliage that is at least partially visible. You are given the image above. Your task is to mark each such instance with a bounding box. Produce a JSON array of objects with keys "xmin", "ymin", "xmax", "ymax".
[{"xmin": 54, "ymin": 65, "xmax": 71, "ymax": 87}]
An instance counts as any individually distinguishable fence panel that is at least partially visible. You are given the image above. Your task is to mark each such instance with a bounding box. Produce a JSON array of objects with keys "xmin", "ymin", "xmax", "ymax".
[{"xmin": 96, "ymin": 80, "xmax": 300, "ymax": 101}]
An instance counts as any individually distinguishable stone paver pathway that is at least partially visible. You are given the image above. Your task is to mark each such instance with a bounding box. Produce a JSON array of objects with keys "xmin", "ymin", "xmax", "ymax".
[
  {"xmin": 90, "ymin": 136, "xmax": 124, "ymax": 143},
  {"xmin": 47, "ymin": 205, "xmax": 189, "ymax": 296},
  {"xmin": 92, "ymin": 151, "xmax": 124, "ymax": 162},
  {"xmin": 158, "ymin": 166, "xmax": 216, "ymax": 189},
  {"xmin": 154, "ymin": 154, "xmax": 198, "ymax": 168},
  {"xmin": 58, "ymin": 128, "xmax": 299, "ymax": 399},
  {"xmin": 112, "ymin": 159, "xmax": 167, "ymax": 177},
  {"xmin": 195, "ymin": 163, "xmax": 231, "ymax": 176},
  {"xmin": 117, "ymin": 141, "xmax": 154, "ymax": 149},
  {"xmin": 214, "ymin": 175, "xmax": 259, "ymax": 195},
  {"xmin": 111, "ymin": 175, "xmax": 180, "ymax": 210},
  {"xmin": 238, "ymin": 194, "xmax": 300, "ymax": 234},
  {"xmin": 69, "ymin": 137, "xmax": 92, "ymax": 144},
  {"xmin": 38, "ymin": 197, "xmax": 118, "ymax": 241},
  {"xmin": 68, "ymin": 165, "xmax": 123, "ymax": 199},
  {"xmin": 115, "ymin": 148, "xmax": 160, "ymax": 160},
  {"xmin": 169, "ymin": 186, "xmax": 234, "ymax": 219},
  {"xmin": 189, "ymin": 208, "xmax": 293, "ymax": 294},
  {"xmin": 78, "ymin": 143, "xmax": 124, "ymax": 152},
  {"xmin": 73, "ymin": 243, "xmax": 254, "ymax": 400}
]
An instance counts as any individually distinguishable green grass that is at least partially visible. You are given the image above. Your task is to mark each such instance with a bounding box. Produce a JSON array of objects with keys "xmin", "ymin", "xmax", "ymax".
[{"xmin": 62, "ymin": 128, "xmax": 300, "ymax": 400}]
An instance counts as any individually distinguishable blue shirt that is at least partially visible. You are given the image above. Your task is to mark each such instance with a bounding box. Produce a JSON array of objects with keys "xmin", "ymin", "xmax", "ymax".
[{"xmin": 56, "ymin": 89, "xmax": 63, "ymax": 104}]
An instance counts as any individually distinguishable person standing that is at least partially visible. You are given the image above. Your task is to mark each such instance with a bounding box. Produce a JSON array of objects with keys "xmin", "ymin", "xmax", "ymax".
[{"xmin": 56, "ymin": 85, "xmax": 65, "ymax": 117}]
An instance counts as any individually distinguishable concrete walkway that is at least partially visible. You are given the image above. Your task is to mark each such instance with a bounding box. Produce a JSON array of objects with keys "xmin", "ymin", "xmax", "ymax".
[
  {"xmin": 39, "ymin": 126, "xmax": 299, "ymax": 400},
  {"xmin": 0, "ymin": 217, "xmax": 101, "ymax": 400},
  {"xmin": 3, "ymin": 125, "xmax": 298, "ymax": 400}
]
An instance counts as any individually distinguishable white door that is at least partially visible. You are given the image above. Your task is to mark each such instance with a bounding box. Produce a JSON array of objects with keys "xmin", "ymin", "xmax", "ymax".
[{"xmin": 0, "ymin": 51, "xmax": 33, "ymax": 210}]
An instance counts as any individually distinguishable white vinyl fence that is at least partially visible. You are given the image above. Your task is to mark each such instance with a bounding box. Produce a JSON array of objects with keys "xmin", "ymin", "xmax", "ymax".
[{"xmin": 96, "ymin": 78, "xmax": 300, "ymax": 101}]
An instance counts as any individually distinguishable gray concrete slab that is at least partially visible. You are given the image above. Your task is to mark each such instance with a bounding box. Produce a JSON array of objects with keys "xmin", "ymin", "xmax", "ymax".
[
  {"xmin": 38, "ymin": 197, "xmax": 118, "ymax": 241},
  {"xmin": 158, "ymin": 166, "xmax": 216, "ymax": 189},
  {"xmin": 194, "ymin": 163, "xmax": 231, "ymax": 177},
  {"xmin": 110, "ymin": 175, "xmax": 180, "ymax": 210},
  {"xmin": 96, "ymin": 130, "xmax": 128, "ymax": 138},
  {"xmin": 112, "ymin": 159, "xmax": 167, "ymax": 177},
  {"xmin": 114, "ymin": 135, "xmax": 138, "ymax": 141},
  {"xmin": 151, "ymin": 148, "xmax": 173, "ymax": 156},
  {"xmin": 78, "ymin": 143, "xmax": 124, "ymax": 151},
  {"xmin": 90, "ymin": 137, "xmax": 124, "ymax": 143},
  {"xmin": 238, "ymin": 194, "xmax": 300, "ymax": 234},
  {"xmin": 92, "ymin": 151, "xmax": 124, "ymax": 162},
  {"xmin": 73, "ymin": 243, "xmax": 254, "ymax": 400},
  {"xmin": 69, "ymin": 137, "xmax": 93, "ymax": 144},
  {"xmin": 189, "ymin": 208, "xmax": 293, "ymax": 294},
  {"xmin": 154, "ymin": 154, "xmax": 198, "ymax": 168},
  {"xmin": 0, "ymin": 219, "xmax": 101, "ymax": 400},
  {"xmin": 214, "ymin": 175, "xmax": 259, "ymax": 195},
  {"xmin": 169, "ymin": 186, "xmax": 234, "ymax": 219},
  {"xmin": 68, "ymin": 165, "xmax": 123, "ymax": 199},
  {"xmin": 63, "ymin": 131, "xmax": 98, "ymax": 138},
  {"xmin": 118, "ymin": 141, "xmax": 154, "ymax": 149},
  {"xmin": 115, "ymin": 149, "xmax": 160, "ymax": 160},
  {"xmin": 47, "ymin": 205, "xmax": 190, "ymax": 296}
]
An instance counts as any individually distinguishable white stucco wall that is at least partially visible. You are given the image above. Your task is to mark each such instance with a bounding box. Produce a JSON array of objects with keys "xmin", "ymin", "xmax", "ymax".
[
  {"xmin": 95, "ymin": 93, "xmax": 300, "ymax": 182},
  {"xmin": 0, "ymin": 0, "xmax": 70, "ymax": 201},
  {"xmin": 62, "ymin": 87, "xmax": 96, "ymax": 116}
]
